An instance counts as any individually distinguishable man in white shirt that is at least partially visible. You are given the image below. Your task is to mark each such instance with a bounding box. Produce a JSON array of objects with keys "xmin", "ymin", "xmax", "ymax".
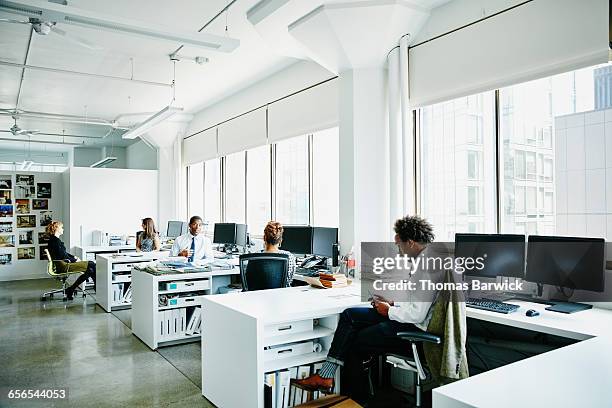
[
  {"xmin": 171, "ymin": 216, "xmax": 213, "ymax": 262},
  {"xmin": 294, "ymin": 215, "xmax": 443, "ymax": 399}
]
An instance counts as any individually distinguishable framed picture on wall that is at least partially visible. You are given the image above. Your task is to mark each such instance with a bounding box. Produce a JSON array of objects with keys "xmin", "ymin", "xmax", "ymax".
[
  {"xmin": 0, "ymin": 176, "xmax": 11, "ymax": 189},
  {"xmin": 38, "ymin": 232, "xmax": 50, "ymax": 244},
  {"xmin": 15, "ymin": 185, "xmax": 35, "ymax": 199},
  {"xmin": 18, "ymin": 230, "xmax": 34, "ymax": 245},
  {"xmin": 0, "ymin": 222, "xmax": 12, "ymax": 233},
  {"xmin": 0, "ymin": 205, "xmax": 13, "ymax": 218},
  {"xmin": 16, "ymin": 174, "xmax": 34, "ymax": 186},
  {"xmin": 16, "ymin": 199, "xmax": 30, "ymax": 214},
  {"xmin": 32, "ymin": 199, "xmax": 48, "ymax": 210},
  {"xmin": 17, "ymin": 247, "xmax": 35, "ymax": 260},
  {"xmin": 0, "ymin": 235, "xmax": 15, "ymax": 247},
  {"xmin": 39, "ymin": 246, "xmax": 48, "ymax": 260},
  {"xmin": 16, "ymin": 215, "xmax": 36, "ymax": 228},
  {"xmin": 37, "ymin": 183, "xmax": 51, "ymax": 198},
  {"xmin": 39, "ymin": 211, "xmax": 52, "ymax": 227},
  {"xmin": 0, "ymin": 190, "xmax": 11, "ymax": 205},
  {"xmin": 0, "ymin": 253, "xmax": 12, "ymax": 265}
]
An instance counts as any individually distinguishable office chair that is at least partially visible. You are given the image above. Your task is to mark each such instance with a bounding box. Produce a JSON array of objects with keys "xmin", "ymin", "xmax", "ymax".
[
  {"xmin": 239, "ymin": 253, "xmax": 289, "ymax": 291},
  {"xmin": 41, "ymin": 249, "xmax": 86, "ymax": 302}
]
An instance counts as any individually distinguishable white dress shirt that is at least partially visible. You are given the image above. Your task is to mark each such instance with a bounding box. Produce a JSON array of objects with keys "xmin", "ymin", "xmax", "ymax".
[
  {"xmin": 171, "ymin": 232, "xmax": 213, "ymax": 260},
  {"xmin": 387, "ymin": 244, "xmax": 450, "ymax": 331}
]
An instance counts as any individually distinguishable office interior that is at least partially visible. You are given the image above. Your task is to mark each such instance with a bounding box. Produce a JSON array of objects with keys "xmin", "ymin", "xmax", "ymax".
[{"xmin": 0, "ymin": 0, "xmax": 611, "ymax": 407}]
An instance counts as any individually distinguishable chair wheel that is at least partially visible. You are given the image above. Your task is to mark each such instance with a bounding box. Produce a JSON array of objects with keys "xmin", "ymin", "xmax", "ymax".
[
  {"xmin": 49, "ymin": 293, "xmax": 54, "ymax": 298},
  {"xmin": 62, "ymin": 297, "xmax": 67, "ymax": 302},
  {"xmin": 40, "ymin": 296, "xmax": 46, "ymax": 301},
  {"xmin": 82, "ymin": 293, "xmax": 86, "ymax": 298}
]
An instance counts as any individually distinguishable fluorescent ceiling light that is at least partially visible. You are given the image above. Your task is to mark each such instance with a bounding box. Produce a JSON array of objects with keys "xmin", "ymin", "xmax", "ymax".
[
  {"xmin": 121, "ymin": 105, "xmax": 183, "ymax": 140},
  {"xmin": 90, "ymin": 156, "xmax": 116, "ymax": 168},
  {"xmin": 20, "ymin": 160, "xmax": 33, "ymax": 170},
  {"xmin": 0, "ymin": 0, "xmax": 240, "ymax": 52}
]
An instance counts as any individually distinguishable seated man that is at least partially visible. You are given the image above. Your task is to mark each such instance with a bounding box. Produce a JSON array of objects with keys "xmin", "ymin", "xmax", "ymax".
[
  {"xmin": 294, "ymin": 215, "xmax": 443, "ymax": 398},
  {"xmin": 171, "ymin": 216, "xmax": 213, "ymax": 262}
]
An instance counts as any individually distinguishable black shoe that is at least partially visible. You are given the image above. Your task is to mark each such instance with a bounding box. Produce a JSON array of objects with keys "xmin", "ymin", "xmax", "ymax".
[{"xmin": 65, "ymin": 287, "xmax": 74, "ymax": 300}]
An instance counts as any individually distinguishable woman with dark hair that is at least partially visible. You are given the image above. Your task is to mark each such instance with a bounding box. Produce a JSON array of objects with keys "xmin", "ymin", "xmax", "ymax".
[
  {"xmin": 46, "ymin": 220, "xmax": 96, "ymax": 300},
  {"xmin": 263, "ymin": 221, "xmax": 297, "ymax": 286},
  {"xmin": 137, "ymin": 217, "xmax": 161, "ymax": 252}
]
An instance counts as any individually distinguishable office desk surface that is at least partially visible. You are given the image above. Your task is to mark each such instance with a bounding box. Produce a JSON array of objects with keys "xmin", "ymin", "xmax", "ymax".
[
  {"xmin": 435, "ymin": 300, "xmax": 612, "ymax": 408},
  {"xmin": 467, "ymin": 299, "xmax": 612, "ymax": 340},
  {"xmin": 202, "ymin": 283, "xmax": 366, "ymax": 323},
  {"xmin": 433, "ymin": 336, "xmax": 612, "ymax": 408}
]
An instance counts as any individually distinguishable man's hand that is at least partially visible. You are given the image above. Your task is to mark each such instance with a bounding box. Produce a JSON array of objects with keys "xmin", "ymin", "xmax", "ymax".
[
  {"xmin": 371, "ymin": 294, "xmax": 394, "ymax": 306},
  {"xmin": 178, "ymin": 249, "xmax": 190, "ymax": 257},
  {"xmin": 372, "ymin": 299, "xmax": 391, "ymax": 317}
]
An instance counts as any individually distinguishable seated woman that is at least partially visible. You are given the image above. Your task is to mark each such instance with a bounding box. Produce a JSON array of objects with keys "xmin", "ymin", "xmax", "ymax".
[
  {"xmin": 263, "ymin": 221, "xmax": 296, "ymax": 286},
  {"xmin": 46, "ymin": 220, "xmax": 96, "ymax": 300},
  {"xmin": 136, "ymin": 217, "xmax": 161, "ymax": 252}
]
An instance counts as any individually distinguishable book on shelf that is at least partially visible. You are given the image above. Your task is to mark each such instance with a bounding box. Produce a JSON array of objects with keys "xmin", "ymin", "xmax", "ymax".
[
  {"xmin": 267, "ymin": 362, "xmax": 334, "ymax": 408},
  {"xmin": 185, "ymin": 307, "xmax": 202, "ymax": 336},
  {"xmin": 120, "ymin": 285, "xmax": 132, "ymax": 303},
  {"xmin": 276, "ymin": 370, "xmax": 291, "ymax": 408},
  {"xmin": 264, "ymin": 372, "xmax": 276, "ymax": 408}
]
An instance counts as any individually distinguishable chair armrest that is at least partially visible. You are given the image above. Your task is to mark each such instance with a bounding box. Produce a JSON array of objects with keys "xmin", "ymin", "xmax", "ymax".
[{"xmin": 397, "ymin": 331, "xmax": 441, "ymax": 344}]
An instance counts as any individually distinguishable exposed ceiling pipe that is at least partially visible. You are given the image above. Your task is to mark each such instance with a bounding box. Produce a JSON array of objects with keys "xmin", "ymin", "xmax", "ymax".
[
  {"xmin": 0, "ymin": 129, "xmax": 113, "ymax": 139},
  {"xmin": 0, "ymin": 136, "xmax": 82, "ymax": 146},
  {"xmin": 15, "ymin": 26, "xmax": 34, "ymax": 110},
  {"xmin": 0, "ymin": 60, "xmax": 173, "ymax": 88},
  {"xmin": 0, "ymin": 109, "xmax": 129, "ymax": 129}
]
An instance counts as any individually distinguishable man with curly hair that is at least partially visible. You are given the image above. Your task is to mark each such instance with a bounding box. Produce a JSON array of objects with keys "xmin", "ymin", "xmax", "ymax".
[{"xmin": 293, "ymin": 215, "xmax": 442, "ymax": 399}]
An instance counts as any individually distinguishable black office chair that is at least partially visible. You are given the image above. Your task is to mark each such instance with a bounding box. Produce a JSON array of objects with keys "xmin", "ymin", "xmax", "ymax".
[{"xmin": 239, "ymin": 253, "xmax": 289, "ymax": 291}]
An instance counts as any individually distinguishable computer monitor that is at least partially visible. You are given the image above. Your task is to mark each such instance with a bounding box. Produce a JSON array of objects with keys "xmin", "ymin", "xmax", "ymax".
[
  {"xmin": 167, "ymin": 221, "xmax": 187, "ymax": 238},
  {"xmin": 235, "ymin": 224, "xmax": 248, "ymax": 247},
  {"xmin": 526, "ymin": 235, "xmax": 605, "ymax": 292},
  {"xmin": 279, "ymin": 226, "xmax": 313, "ymax": 255},
  {"xmin": 213, "ymin": 223, "xmax": 237, "ymax": 245},
  {"xmin": 312, "ymin": 227, "xmax": 338, "ymax": 258},
  {"xmin": 455, "ymin": 233, "xmax": 526, "ymax": 278}
]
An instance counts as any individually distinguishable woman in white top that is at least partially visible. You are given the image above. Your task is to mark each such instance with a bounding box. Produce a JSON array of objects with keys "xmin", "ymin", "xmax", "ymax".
[{"xmin": 263, "ymin": 221, "xmax": 296, "ymax": 286}]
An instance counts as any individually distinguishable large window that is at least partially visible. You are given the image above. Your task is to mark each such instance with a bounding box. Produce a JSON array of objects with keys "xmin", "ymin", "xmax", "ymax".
[
  {"xmin": 312, "ymin": 128, "xmax": 339, "ymax": 227},
  {"xmin": 419, "ymin": 92, "xmax": 497, "ymax": 241},
  {"xmin": 275, "ymin": 135, "xmax": 309, "ymax": 225},
  {"xmin": 419, "ymin": 62, "xmax": 612, "ymax": 240},
  {"xmin": 246, "ymin": 145, "xmax": 271, "ymax": 236},
  {"xmin": 187, "ymin": 162, "xmax": 204, "ymax": 218},
  {"xmin": 225, "ymin": 151, "xmax": 246, "ymax": 223},
  {"xmin": 204, "ymin": 158, "xmax": 221, "ymax": 229}
]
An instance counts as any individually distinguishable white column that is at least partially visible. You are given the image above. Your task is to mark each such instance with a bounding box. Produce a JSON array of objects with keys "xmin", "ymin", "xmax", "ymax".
[{"xmin": 339, "ymin": 68, "xmax": 390, "ymax": 270}]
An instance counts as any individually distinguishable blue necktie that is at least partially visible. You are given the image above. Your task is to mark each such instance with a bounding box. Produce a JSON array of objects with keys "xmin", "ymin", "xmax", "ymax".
[{"xmin": 189, "ymin": 237, "xmax": 195, "ymax": 263}]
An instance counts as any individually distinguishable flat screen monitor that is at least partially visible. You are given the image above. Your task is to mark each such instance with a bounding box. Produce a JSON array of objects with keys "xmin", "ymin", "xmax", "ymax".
[
  {"xmin": 455, "ymin": 233, "xmax": 526, "ymax": 278},
  {"xmin": 279, "ymin": 226, "xmax": 313, "ymax": 255},
  {"xmin": 235, "ymin": 224, "xmax": 248, "ymax": 247},
  {"xmin": 167, "ymin": 221, "xmax": 186, "ymax": 238},
  {"xmin": 526, "ymin": 235, "xmax": 605, "ymax": 292},
  {"xmin": 213, "ymin": 223, "xmax": 237, "ymax": 245},
  {"xmin": 312, "ymin": 227, "xmax": 338, "ymax": 258}
]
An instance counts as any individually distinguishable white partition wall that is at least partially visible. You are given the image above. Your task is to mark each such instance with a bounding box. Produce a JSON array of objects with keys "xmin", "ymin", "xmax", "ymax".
[{"xmin": 64, "ymin": 167, "xmax": 158, "ymax": 250}]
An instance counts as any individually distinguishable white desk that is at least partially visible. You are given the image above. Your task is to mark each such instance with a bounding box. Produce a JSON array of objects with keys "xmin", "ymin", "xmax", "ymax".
[
  {"xmin": 132, "ymin": 266, "xmax": 239, "ymax": 350},
  {"xmin": 433, "ymin": 299, "xmax": 612, "ymax": 408},
  {"xmin": 96, "ymin": 251, "xmax": 169, "ymax": 312},
  {"xmin": 73, "ymin": 245, "xmax": 135, "ymax": 290},
  {"xmin": 201, "ymin": 284, "xmax": 366, "ymax": 408}
]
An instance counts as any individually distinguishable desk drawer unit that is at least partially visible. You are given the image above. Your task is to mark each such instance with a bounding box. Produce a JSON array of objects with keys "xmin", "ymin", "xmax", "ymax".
[{"xmin": 264, "ymin": 319, "xmax": 314, "ymax": 338}]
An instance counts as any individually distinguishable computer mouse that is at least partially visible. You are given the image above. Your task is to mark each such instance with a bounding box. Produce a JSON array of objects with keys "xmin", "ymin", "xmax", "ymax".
[{"xmin": 526, "ymin": 309, "xmax": 539, "ymax": 317}]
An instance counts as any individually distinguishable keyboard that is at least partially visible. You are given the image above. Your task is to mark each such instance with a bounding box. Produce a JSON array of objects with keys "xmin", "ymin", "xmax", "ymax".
[{"xmin": 466, "ymin": 298, "xmax": 520, "ymax": 314}]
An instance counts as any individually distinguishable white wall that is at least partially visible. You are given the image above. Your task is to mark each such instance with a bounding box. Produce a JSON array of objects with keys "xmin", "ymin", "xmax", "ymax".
[
  {"xmin": 126, "ymin": 141, "xmax": 158, "ymax": 170},
  {"xmin": 186, "ymin": 60, "xmax": 335, "ymax": 137},
  {"xmin": 65, "ymin": 167, "xmax": 158, "ymax": 249},
  {"xmin": 0, "ymin": 171, "xmax": 64, "ymax": 281}
]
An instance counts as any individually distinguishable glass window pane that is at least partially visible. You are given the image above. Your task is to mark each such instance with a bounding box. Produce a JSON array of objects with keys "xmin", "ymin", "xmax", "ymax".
[
  {"xmin": 419, "ymin": 91, "xmax": 497, "ymax": 241},
  {"xmin": 204, "ymin": 158, "xmax": 221, "ymax": 229},
  {"xmin": 187, "ymin": 162, "xmax": 204, "ymax": 218},
  {"xmin": 246, "ymin": 145, "xmax": 271, "ymax": 236},
  {"xmin": 275, "ymin": 135, "xmax": 309, "ymax": 225},
  {"xmin": 225, "ymin": 152, "xmax": 246, "ymax": 223},
  {"xmin": 312, "ymin": 127, "xmax": 339, "ymax": 227}
]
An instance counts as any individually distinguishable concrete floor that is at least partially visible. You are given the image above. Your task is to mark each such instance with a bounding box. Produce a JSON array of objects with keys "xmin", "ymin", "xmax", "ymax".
[{"xmin": 0, "ymin": 279, "xmax": 213, "ymax": 408}]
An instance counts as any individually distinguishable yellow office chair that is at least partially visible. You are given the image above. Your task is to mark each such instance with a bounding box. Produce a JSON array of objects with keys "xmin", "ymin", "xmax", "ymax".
[{"xmin": 41, "ymin": 249, "xmax": 87, "ymax": 302}]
